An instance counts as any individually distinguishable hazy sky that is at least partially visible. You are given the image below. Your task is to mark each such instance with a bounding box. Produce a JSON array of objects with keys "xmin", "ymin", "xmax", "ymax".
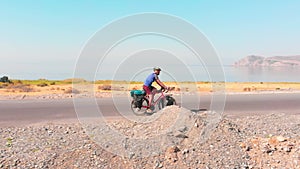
[{"xmin": 1, "ymin": 0, "xmax": 300, "ymax": 80}]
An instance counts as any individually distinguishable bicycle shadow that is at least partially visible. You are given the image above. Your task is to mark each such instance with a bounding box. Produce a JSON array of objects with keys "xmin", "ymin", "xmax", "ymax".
[
  {"xmin": 143, "ymin": 108, "xmax": 207, "ymax": 116},
  {"xmin": 190, "ymin": 109, "xmax": 208, "ymax": 113}
]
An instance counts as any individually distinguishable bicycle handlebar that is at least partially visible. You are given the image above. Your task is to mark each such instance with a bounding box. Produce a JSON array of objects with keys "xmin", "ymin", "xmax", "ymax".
[{"xmin": 160, "ymin": 87, "xmax": 169, "ymax": 93}]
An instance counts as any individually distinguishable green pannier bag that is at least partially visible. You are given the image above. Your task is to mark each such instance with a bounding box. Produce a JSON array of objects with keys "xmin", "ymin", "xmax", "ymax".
[{"xmin": 130, "ymin": 90, "xmax": 145, "ymax": 97}]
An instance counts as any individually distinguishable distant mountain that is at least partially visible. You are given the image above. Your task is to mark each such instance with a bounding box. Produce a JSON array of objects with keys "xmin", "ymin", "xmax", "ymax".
[{"xmin": 234, "ymin": 55, "xmax": 300, "ymax": 66}]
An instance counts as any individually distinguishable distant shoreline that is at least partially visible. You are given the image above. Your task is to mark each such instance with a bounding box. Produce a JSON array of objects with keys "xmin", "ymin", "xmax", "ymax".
[{"xmin": 1, "ymin": 78, "xmax": 300, "ymax": 83}]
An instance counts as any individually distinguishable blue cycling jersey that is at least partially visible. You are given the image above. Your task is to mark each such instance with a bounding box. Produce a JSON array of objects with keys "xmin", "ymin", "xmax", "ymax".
[{"xmin": 144, "ymin": 73, "xmax": 158, "ymax": 87}]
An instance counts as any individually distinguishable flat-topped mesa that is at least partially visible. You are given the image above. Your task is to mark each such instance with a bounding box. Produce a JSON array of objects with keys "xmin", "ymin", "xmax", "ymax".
[{"xmin": 234, "ymin": 55, "xmax": 300, "ymax": 66}]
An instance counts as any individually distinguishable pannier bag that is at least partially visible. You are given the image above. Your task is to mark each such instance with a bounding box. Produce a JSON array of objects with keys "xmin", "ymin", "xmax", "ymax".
[
  {"xmin": 130, "ymin": 90, "xmax": 145, "ymax": 97},
  {"xmin": 130, "ymin": 90, "xmax": 146, "ymax": 108}
]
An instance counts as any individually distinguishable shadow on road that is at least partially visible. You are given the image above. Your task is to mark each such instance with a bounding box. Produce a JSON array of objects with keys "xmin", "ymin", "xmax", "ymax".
[{"xmin": 190, "ymin": 109, "xmax": 208, "ymax": 113}]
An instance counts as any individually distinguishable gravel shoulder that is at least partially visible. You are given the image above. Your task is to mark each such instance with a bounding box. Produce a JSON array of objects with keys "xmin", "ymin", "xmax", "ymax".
[{"xmin": 1, "ymin": 106, "xmax": 299, "ymax": 168}]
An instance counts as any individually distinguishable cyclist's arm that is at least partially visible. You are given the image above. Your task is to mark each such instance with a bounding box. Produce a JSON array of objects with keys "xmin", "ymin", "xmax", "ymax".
[
  {"xmin": 156, "ymin": 79, "xmax": 167, "ymax": 88},
  {"xmin": 154, "ymin": 75, "xmax": 167, "ymax": 89}
]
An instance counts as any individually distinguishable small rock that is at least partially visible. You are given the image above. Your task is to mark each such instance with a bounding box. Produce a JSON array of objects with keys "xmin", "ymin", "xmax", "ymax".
[
  {"xmin": 268, "ymin": 137, "xmax": 279, "ymax": 146},
  {"xmin": 182, "ymin": 149, "xmax": 189, "ymax": 154},
  {"xmin": 20, "ymin": 94, "xmax": 26, "ymax": 99},
  {"xmin": 165, "ymin": 146, "xmax": 180, "ymax": 163},
  {"xmin": 129, "ymin": 152, "xmax": 135, "ymax": 159},
  {"xmin": 93, "ymin": 150, "xmax": 101, "ymax": 156},
  {"xmin": 239, "ymin": 142, "xmax": 246, "ymax": 149},
  {"xmin": 175, "ymin": 132, "xmax": 188, "ymax": 138},
  {"xmin": 155, "ymin": 162, "xmax": 160, "ymax": 168},
  {"xmin": 178, "ymin": 126, "xmax": 188, "ymax": 132},
  {"xmin": 283, "ymin": 147, "xmax": 291, "ymax": 152},
  {"xmin": 166, "ymin": 146, "xmax": 180, "ymax": 153},
  {"xmin": 276, "ymin": 136, "xmax": 287, "ymax": 142}
]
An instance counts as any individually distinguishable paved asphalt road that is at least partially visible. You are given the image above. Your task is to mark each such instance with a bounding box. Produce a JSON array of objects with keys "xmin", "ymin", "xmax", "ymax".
[{"xmin": 0, "ymin": 93, "xmax": 299, "ymax": 126}]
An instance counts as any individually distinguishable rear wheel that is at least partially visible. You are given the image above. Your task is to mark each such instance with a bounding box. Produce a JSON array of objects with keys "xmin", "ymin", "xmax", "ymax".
[{"xmin": 131, "ymin": 98, "xmax": 149, "ymax": 116}]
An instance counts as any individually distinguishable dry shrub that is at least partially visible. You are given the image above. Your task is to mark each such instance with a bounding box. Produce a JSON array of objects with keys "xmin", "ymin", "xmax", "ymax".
[
  {"xmin": 5, "ymin": 89, "xmax": 15, "ymax": 92},
  {"xmin": 7, "ymin": 84, "xmax": 36, "ymax": 92},
  {"xmin": 37, "ymin": 82, "xmax": 48, "ymax": 87},
  {"xmin": 98, "ymin": 85, "xmax": 111, "ymax": 91},
  {"xmin": 111, "ymin": 86, "xmax": 124, "ymax": 91},
  {"xmin": 64, "ymin": 88, "xmax": 80, "ymax": 94},
  {"xmin": 0, "ymin": 83, "xmax": 8, "ymax": 89},
  {"xmin": 14, "ymin": 80, "xmax": 23, "ymax": 84},
  {"xmin": 243, "ymin": 87, "xmax": 251, "ymax": 92},
  {"xmin": 63, "ymin": 78, "xmax": 86, "ymax": 84}
]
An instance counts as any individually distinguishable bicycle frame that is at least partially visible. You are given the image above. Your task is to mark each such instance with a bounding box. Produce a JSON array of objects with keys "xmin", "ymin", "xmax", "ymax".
[{"xmin": 141, "ymin": 90, "xmax": 167, "ymax": 108}]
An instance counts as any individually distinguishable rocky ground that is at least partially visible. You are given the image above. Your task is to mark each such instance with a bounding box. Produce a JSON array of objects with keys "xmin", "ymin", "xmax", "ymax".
[{"xmin": 0, "ymin": 106, "xmax": 299, "ymax": 168}]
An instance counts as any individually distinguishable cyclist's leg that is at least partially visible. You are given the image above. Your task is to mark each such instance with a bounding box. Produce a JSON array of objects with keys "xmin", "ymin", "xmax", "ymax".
[
  {"xmin": 148, "ymin": 94, "xmax": 153, "ymax": 107},
  {"xmin": 151, "ymin": 86, "xmax": 157, "ymax": 95},
  {"xmin": 143, "ymin": 85, "xmax": 152, "ymax": 109},
  {"xmin": 149, "ymin": 86, "xmax": 157, "ymax": 106}
]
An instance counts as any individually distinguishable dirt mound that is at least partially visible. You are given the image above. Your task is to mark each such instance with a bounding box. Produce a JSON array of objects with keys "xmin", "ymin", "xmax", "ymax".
[{"xmin": 0, "ymin": 107, "xmax": 299, "ymax": 168}]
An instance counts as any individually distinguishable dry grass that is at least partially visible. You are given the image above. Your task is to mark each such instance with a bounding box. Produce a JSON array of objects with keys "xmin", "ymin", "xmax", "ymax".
[
  {"xmin": 224, "ymin": 82, "xmax": 300, "ymax": 92},
  {"xmin": 64, "ymin": 88, "xmax": 80, "ymax": 94},
  {"xmin": 98, "ymin": 85, "xmax": 111, "ymax": 91},
  {"xmin": 5, "ymin": 84, "xmax": 37, "ymax": 92},
  {"xmin": 0, "ymin": 79, "xmax": 300, "ymax": 98}
]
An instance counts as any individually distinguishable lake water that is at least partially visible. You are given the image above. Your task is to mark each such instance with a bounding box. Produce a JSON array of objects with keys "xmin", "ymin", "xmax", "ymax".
[
  {"xmin": 222, "ymin": 66, "xmax": 300, "ymax": 82},
  {"xmin": 6, "ymin": 66, "xmax": 300, "ymax": 82},
  {"xmin": 124, "ymin": 66, "xmax": 300, "ymax": 82}
]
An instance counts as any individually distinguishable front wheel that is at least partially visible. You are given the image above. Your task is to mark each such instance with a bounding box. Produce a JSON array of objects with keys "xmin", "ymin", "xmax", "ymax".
[
  {"xmin": 131, "ymin": 98, "xmax": 149, "ymax": 116},
  {"xmin": 158, "ymin": 96, "xmax": 176, "ymax": 110},
  {"xmin": 158, "ymin": 98, "xmax": 166, "ymax": 110},
  {"xmin": 166, "ymin": 96, "xmax": 177, "ymax": 106}
]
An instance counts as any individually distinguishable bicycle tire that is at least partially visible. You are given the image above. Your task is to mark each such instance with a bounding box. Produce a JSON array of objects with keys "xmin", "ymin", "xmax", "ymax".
[
  {"xmin": 158, "ymin": 96, "xmax": 176, "ymax": 110},
  {"xmin": 158, "ymin": 98, "xmax": 167, "ymax": 110},
  {"xmin": 131, "ymin": 98, "xmax": 149, "ymax": 116},
  {"xmin": 167, "ymin": 96, "xmax": 177, "ymax": 106}
]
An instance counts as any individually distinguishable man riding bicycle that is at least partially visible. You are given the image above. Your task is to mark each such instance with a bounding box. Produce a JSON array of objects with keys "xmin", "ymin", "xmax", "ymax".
[{"xmin": 143, "ymin": 67, "xmax": 169, "ymax": 113}]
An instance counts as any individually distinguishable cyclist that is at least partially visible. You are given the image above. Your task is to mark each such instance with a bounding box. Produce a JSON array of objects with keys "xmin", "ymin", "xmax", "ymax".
[{"xmin": 143, "ymin": 67, "xmax": 168, "ymax": 113}]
